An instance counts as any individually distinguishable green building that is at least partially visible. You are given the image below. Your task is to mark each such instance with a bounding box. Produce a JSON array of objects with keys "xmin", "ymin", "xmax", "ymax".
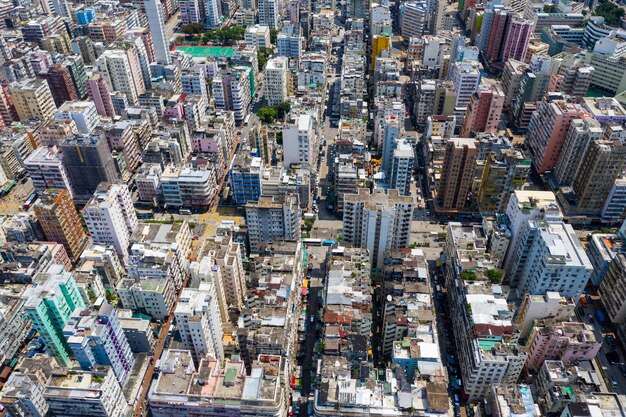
[{"xmin": 23, "ymin": 265, "xmax": 86, "ymax": 366}]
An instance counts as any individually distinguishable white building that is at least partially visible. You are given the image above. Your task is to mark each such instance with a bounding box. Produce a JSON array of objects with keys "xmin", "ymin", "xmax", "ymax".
[
  {"xmin": 144, "ymin": 0, "xmax": 171, "ymax": 65},
  {"xmin": 204, "ymin": 0, "xmax": 220, "ymax": 28},
  {"xmin": 264, "ymin": 57, "xmax": 289, "ymax": 106},
  {"xmin": 602, "ymin": 177, "xmax": 626, "ymax": 222},
  {"xmin": 512, "ymin": 220, "xmax": 592, "ymax": 300},
  {"xmin": 503, "ymin": 190, "xmax": 562, "ymax": 281},
  {"xmin": 161, "ymin": 166, "xmax": 217, "ymax": 208},
  {"xmin": 245, "ymin": 194, "xmax": 300, "ymax": 252},
  {"xmin": 24, "ymin": 146, "xmax": 73, "ymax": 199},
  {"xmin": 175, "ymin": 283, "xmax": 224, "ymax": 364},
  {"xmin": 245, "ymin": 25, "xmax": 271, "ymax": 49},
  {"xmin": 343, "ymin": 188, "xmax": 414, "ymax": 268},
  {"xmin": 512, "ymin": 292, "xmax": 575, "ymax": 340},
  {"xmin": 117, "ymin": 276, "xmax": 176, "ymax": 321},
  {"xmin": 277, "ymin": 24, "xmax": 303, "ymax": 58},
  {"xmin": 258, "ymin": 0, "xmax": 279, "ymax": 29},
  {"xmin": 181, "ymin": 65, "xmax": 209, "ymax": 101},
  {"xmin": 135, "ymin": 164, "xmax": 162, "ymax": 203},
  {"xmin": 95, "ymin": 50, "xmax": 143, "ymax": 106},
  {"xmin": 390, "ymin": 140, "xmax": 414, "ymax": 196},
  {"xmin": 180, "ymin": 0, "xmax": 202, "ymax": 25},
  {"xmin": 83, "ymin": 182, "xmax": 138, "ymax": 259},
  {"xmin": 55, "ymin": 101, "xmax": 99, "ymax": 133},
  {"xmin": 449, "ymin": 60, "xmax": 481, "ymax": 119},
  {"xmin": 401, "ymin": 2, "xmax": 428, "ymax": 38},
  {"xmin": 44, "ymin": 367, "xmax": 127, "ymax": 417},
  {"xmin": 283, "ymin": 114, "xmax": 315, "ymax": 168},
  {"xmin": 371, "ymin": 4, "xmax": 393, "ymax": 36}
]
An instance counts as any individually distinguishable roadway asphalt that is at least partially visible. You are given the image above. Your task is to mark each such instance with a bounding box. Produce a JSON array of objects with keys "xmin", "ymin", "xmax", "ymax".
[{"xmin": 579, "ymin": 302, "xmax": 626, "ymax": 394}]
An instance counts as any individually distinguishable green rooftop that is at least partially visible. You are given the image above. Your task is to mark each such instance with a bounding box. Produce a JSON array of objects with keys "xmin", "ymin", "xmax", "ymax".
[
  {"xmin": 174, "ymin": 45, "xmax": 233, "ymax": 58},
  {"xmin": 224, "ymin": 368, "xmax": 238, "ymax": 384},
  {"xmin": 478, "ymin": 338, "xmax": 500, "ymax": 351}
]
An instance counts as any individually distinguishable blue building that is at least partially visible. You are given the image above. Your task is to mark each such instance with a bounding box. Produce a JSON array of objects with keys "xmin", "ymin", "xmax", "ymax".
[
  {"xmin": 229, "ymin": 153, "xmax": 264, "ymax": 205},
  {"xmin": 64, "ymin": 301, "xmax": 134, "ymax": 386},
  {"xmin": 76, "ymin": 8, "xmax": 96, "ymax": 25}
]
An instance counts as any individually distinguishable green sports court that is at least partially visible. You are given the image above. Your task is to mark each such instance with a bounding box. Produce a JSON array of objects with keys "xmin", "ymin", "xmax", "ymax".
[{"xmin": 174, "ymin": 45, "xmax": 234, "ymax": 58}]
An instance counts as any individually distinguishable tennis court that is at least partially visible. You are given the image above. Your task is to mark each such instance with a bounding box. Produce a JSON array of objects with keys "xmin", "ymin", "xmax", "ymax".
[{"xmin": 174, "ymin": 45, "xmax": 234, "ymax": 58}]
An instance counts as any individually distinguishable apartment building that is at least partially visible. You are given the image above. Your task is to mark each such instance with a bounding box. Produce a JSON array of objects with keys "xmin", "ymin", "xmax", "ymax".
[
  {"xmin": 83, "ymin": 182, "xmax": 138, "ymax": 259},
  {"xmin": 343, "ymin": 188, "xmax": 414, "ymax": 268},
  {"xmin": 245, "ymin": 194, "xmax": 300, "ymax": 252}
]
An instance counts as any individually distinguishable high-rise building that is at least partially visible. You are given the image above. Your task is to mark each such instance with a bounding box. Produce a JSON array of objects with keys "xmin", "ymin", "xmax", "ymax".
[
  {"xmin": 212, "ymin": 67, "xmax": 252, "ymax": 125},
  {"xmin": 61, "ymin": 134, "xmax": 118, "ymax": 203},
  {"xmin": 83, "ymin": 182, "xmax": 138, "ymax": 259},
  {"xmin": 526, "ymin": 321, "xmax": 601, "ymax": 371},
  {"xmin": 401, "ymin": 2, "xmax": 428, "ymax": 38},
  {"xmin": 501, "ymin": 14, "xmax": 533, "ymax": 62},
  {"xmin": 572, "ymin": 136, "xmax": 626, "ymax": 216},
  {"xmin": 181, "ymin": 65, "xmax": 209, "ymax": 100},
  {"xmin": 258, "ymin": 0, "xmax": 279, "ymax": 28},
  {"xmin": 282, "ymin": 114, "xmax": 315, "ymax": 167},
  {"xmin": 64, "ymin": 302, "xmax": 135, "ymax": 386},
  {"xmin": 264, "ymin": 57, "xmax": 289, "ymax": 106},
  {"xmin": 175, "ymin": 283, "xmax": 224, "ymax": 364},
  {"xmin": 554, "ymin": 118, "xmax": 603, "ymax": 187},
  {"xmin": 0, "ymin": 371, "xmax": 49, "ymax": 417},
  {"xmin": 34, "ymin": 189, "xmax": 89, "ymax": 263},
  {"xmin": 144, "ymin": 0, "xmax": 171, "ymax": 65},
  {"xmin": 526, "ymin": 95, "xmax": 589, "ymax": 174},
  {"xmin": 390, "ymin": 140, "xmax": 415, "ymax": 196},
  {"xmin": 204, "ymin": 0, "xmax": 221, "ymax": 28},
  {"xmin": 42, "ymin": 64, "xmax": 79, "ymax": 107},
  {"xmin": 277, "ymin": 24, "xmax": 303, "ymax": 58},
  {"xmin": 510, "ymin": 219, "xmax": 592, "ymax": 299},
  {"xmin": 343, "ymin": 188, "xmax": 414, "ymax": 268},
  {"xmin": 95, "ymin": 48, "xmax": 146, "ymax": 106},
  {"xmin": 484, "ymin": 9, "xmax": 510, "ymax": 63},
  {"xmin": 87, "ymin": 74, "xmax": 116, "ymax": 119},
  {"xmin": 245, "ymin": 25, "xmax": 271, "ymax": 49},
  {"xmin": 229, "ymin": 153, "xmax": 264, "ymax": 206},
  {"xmin": 381, "ymin": 116, "xmax": 402, "ymax": 176},
  {"xmin": 55, "ymin": 101, "xmax": 99, "ymax": 134},
  {"xmin": 436, "ymin": 138, "xmax": 478, "ymax": 213},
  {"xmin": 599, "ymin": 252, "xmax": 626, "ymax": 323},
  {"xmin": 245, "ymin": 194, "xmax": 300, "ymax": 252},
  {"xmin": 44, "ymin": 367, "xmax": 127, "ymax": 417},
  {"xmin": 24, "ymin": 146, "xmax": 73, "ymax": 199},
  {"xmin": 22, "ymin": 266, "xmax": 86, "ymax": 366},
  {"xmin": 478, "ymin": 149, "xmax": 531, "ymax": 214},
  {"xmin": 461, "ymin": 83, "xmax": 505, "ymax": 136},
  {"xmin": 449, "ymin": 60, "xmax": 481, "ymax": 118},
  {"xmin": 503, "ymin": 190, "xmax": 562, "ymax": 279},
  {"xmin": 8, "ymin": 78, "xmax": 56, "ymax": 122},
  {"xmin": 180, "ymin": 0, "xmax": 202, "ymax": 25}
]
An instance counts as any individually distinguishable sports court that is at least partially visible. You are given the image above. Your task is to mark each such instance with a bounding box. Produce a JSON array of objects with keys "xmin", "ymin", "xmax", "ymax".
[{"xmin": 174, "ymin": 45, "xmax": 234, "ymax": 58}]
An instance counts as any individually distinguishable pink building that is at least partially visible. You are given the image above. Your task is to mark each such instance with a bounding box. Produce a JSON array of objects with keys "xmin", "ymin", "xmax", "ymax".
[
  {"xmin": 462, "ymin": 83, "xmax": 505, "ymax": 136},
  {"xmin": 102, "ymin": 121, "xmax": 142, "ymax": 173},
  {"xmin": 485, "ymin": 10, "xmax": 510, "ymax": 63},
  {"xmin": 526, "ymin": 321, "xmax": 601, "ymax": 371},
  {"xmin": 163, "ymin": 95, "xmax": 185, "ymax": 122},
  {"xmin": 87, "ymin": 74, "xmax": 116, "ymax": 118},
  {"xmin": 501, "ymin": 15, "xmax": 533, "ymax": 63},
  {"xmin": 526, "ymin": 96, "xmax": 590, "ymax": 174}
]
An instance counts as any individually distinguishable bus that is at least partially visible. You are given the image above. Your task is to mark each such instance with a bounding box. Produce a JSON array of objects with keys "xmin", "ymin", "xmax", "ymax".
[
  {"xmin": 243, "ymin": 114, "xmax": 251, "ymax": 126},
  {"xmin": 23, "ymin": 193, "xmax": 38, "ymax": 210}
]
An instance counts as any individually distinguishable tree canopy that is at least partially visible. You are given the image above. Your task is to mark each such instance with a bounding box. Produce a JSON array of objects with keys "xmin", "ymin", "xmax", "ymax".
[
  {"xmin": 257, "ymin": 107, "xmax": 278, "ymax": 124},
  {"xmin": 181, "ymin": 23, "xmax": 205, "ymax": 34},
  {"xmin": 203, "ymin": 25, "xmax": 246, "ymax": 45},
  {"xmin": 594, "ymin": 1, "xmax": 625, "ymax": 26}
]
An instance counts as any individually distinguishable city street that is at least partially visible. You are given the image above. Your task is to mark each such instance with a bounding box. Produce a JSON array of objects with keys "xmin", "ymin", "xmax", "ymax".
[{"xmin": 578, "ymin": 302, "xmax": 625, "ymax": 394}]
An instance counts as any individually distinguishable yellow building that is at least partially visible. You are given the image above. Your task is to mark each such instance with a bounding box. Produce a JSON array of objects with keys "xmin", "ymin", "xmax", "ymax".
[
  {"xmin": 372, "ymin": 35, "xmax": 391, "ymax": 68},
  {"xmin": 9, "ymin": 78, "xmax": 56, "ymax": 122}
]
